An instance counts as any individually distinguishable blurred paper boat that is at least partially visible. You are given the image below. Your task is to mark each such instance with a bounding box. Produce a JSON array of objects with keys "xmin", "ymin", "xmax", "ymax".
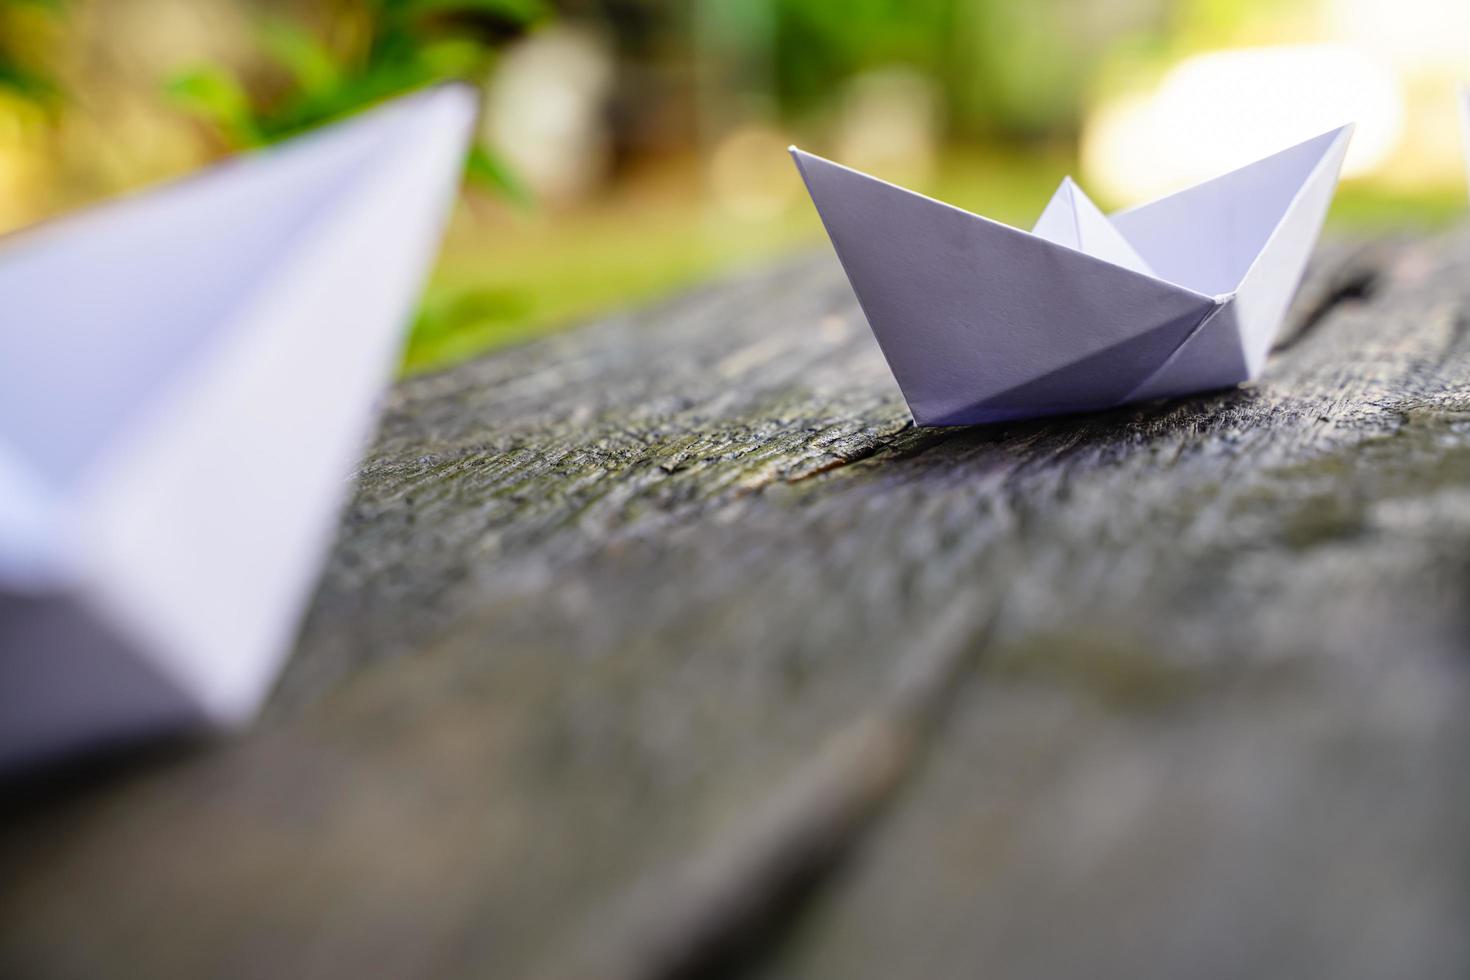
[
  {"xmin": 1461, "ymin": 85, "xmax": 1470, "ymax": 187},
  {"xmin": 0, "ymin": 85, "xmax": 476, "ymax": 769},
  {"xmin": 791, "ymin": 125, "xmax": 1354, "ymax": 426}
]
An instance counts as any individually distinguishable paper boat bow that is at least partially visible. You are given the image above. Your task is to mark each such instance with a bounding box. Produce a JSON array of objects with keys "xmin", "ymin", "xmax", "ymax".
[
  {"xmin": 0, "ymin": 86, "xmax": 475, "ymax": 768},
  {"xmin": 792, "ymin": 125, "xmax": 1354, "ymax": 425}
]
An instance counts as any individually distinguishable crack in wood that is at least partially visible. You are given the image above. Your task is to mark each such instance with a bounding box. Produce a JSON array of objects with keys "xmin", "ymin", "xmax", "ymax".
[{"xmin": 531, "ymin": 601, "xmax": 998, "ymax": 980}]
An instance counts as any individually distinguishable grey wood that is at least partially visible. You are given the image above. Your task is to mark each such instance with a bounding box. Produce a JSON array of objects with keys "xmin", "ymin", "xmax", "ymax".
[{"xmin": 1, "ymin": 230, "xmax": 1466, "ymax": 980}]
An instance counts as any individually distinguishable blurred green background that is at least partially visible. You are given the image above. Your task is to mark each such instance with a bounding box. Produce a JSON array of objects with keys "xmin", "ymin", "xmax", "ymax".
[{"xmin": 2, "ymin": 0, "xmax": 1467, "ymax": 373}]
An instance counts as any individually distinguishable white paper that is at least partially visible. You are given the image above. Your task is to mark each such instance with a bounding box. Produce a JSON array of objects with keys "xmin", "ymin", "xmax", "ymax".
[
  {"xmin": 791, "ymin": 124, "xmax": 1353, "ymax": 425},
  {"xmin": 0, "ymin": 85, "xmax": 477, "ymax": 769},
  {"xmin": 1461, "ymin": 85, "xmax": 1470, "ymax": 191},
  {"xmin": 1032, "ymin": 176, "xmax": 1155, "ymax": 278}
]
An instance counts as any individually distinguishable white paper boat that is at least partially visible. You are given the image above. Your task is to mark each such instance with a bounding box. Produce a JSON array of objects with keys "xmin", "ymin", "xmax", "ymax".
[
  {"xmin": 1461, "ymin": 85, "xmax": 1469, "ymax": 189},
  {"xmin": 791, "ymin": 125, "xmax": 1354, "ymax": 425},
  {"xmin": 0, "ymin": 85, "xmax": 476, "ymax": 769}
]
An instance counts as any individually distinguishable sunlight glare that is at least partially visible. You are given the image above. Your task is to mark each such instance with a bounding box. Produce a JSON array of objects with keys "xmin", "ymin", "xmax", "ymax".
[{"xmin": 1083, "ymin": 44, "xmax": 1404, "ymax": 206}]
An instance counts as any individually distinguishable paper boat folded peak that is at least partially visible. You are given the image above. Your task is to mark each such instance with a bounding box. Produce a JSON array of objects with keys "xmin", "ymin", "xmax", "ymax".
[
  {"xmin": 792, "ymin": 124, "xmax": 1355, "ymax": 426},
  {"xmin": 0, "ymin": 86, "xmax": 477, "ymax": 770}
]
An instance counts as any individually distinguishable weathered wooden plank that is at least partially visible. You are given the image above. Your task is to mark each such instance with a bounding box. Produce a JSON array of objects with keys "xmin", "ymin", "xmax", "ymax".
[
  {"xmin": 757, "ymin": 233, "xmax": 1470, "ymax": 980},
  {"xmin": 2, "ymin": 231, "xmax": 1467, "ymax": 980}
]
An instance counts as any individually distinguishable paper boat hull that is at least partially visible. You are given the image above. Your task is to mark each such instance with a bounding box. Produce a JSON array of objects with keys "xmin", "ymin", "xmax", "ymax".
[
  {"xmin": 1, "ymin": 594, "xmax": 208, "ymax": 766},
  {"xmin": 0, "ymin": 87, "xmax": 476, "ymax": 770}
]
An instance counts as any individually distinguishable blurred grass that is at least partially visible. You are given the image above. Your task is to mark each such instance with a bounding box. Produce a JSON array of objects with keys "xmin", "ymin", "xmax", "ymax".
[
  {"xmin": 1328, "ymin": 184, "xmax": 1467, "ymax": 231},
  {"xmin": 406, "ymin": 149, "xmax": 1467, "ymax": 376}
]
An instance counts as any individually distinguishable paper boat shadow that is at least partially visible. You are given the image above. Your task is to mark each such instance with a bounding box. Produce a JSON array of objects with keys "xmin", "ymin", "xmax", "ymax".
[{"xmin": 792, "ymin": 125, "xmax": 1354, "ymax": 426}]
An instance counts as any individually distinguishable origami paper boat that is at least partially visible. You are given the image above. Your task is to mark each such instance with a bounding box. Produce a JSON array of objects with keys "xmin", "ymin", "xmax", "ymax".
[
  {"xmin": 792, "ymin": 125, "xmax": 1354, "ymax": 425},
  {"xmin": 0, "ymin": 86, "xmax": 476, "ymax": 769},
  {"xmin": 1461, "ymin": 85, "xmax": 1469, "ymax": 186}
]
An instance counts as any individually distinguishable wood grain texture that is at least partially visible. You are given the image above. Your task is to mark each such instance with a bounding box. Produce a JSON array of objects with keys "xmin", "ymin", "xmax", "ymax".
[{"xmin": 3, "ymin": 231, "xmax": 1469, "ymax": 980}]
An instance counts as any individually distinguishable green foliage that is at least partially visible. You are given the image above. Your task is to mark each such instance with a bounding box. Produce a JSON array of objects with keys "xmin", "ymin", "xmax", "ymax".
[
  {"xmin": 771, "ymin": 0, "xmax": 954, "ymax": 113},
  {"xmin": 164, "ymin": 67, "xmax": 261, "ymax": 146},
  {"xmin": 764, "ymin": 0, "xmax": 1120, "ymax": 138},
  {"xmin": 0, "ymin": 0, "xmax": 66, "ymax": 109},
  {"xmin": 465, "ymin": 142, "xmax": 533, "ymax": 207},
  {"xmin": 164, "ymin": 0, "xmax": 547, "ymax": 196},
  {"xmin": 257, "ymin": 16, "xmax": 343, "ymax": 96}
]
